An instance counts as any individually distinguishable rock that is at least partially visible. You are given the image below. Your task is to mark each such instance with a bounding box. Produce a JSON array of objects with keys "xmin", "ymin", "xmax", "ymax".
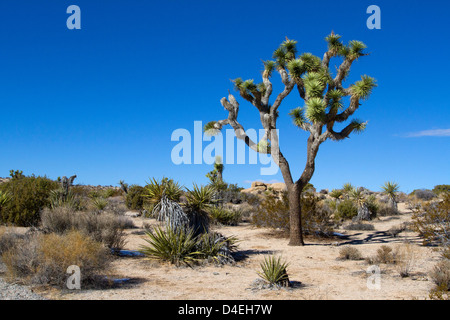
[
  {"xmin": 270, "ymin": 183, "xmax": 287, "ymax": 192},
  {"xmin": 251, "ymin": 181, "xmax": 266, "ymax": 188}
]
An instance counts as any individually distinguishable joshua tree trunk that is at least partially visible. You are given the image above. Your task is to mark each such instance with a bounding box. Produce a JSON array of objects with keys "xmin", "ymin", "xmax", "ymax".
[
  {"xmin": 388, "ymin": 196, "xmax": 398, "ymax": 211},
  {"xmin": 288, "ymin": 184, "xmax": 304, "ymax": 246},
  {"xmin": 355, "ymin": 202, "xmax": 371, "ymax": 221}
]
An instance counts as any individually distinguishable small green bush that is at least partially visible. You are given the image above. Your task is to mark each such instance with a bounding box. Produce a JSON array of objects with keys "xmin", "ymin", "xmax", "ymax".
[
  {"xmin": 0, "ymin": 174, "xmax": 59, "ymax": 226},
  {"xmin": 125, "ymin": 185, "xmax": 146, "ymax": 210},
  {"xmin": 335, "ymin": 199, "xmax": 358, "ymax": 220},
  {"xmin": 433, "ymin": 185, "xmax": 450, "ymax": 196}
]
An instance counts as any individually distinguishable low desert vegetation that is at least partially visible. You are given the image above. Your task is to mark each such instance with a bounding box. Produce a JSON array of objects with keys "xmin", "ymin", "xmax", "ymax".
[
  {"xmin": 2, "ymin": 231, "xmax": 111, "ymax": 287},
  {"xmin": 0, "ymin": 168, "xmax": 448, "ymax": 299}
]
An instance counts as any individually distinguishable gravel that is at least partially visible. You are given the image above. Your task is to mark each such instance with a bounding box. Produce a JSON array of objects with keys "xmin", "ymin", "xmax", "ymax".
[{"xmin": 0, "ymin": 278, "xmax": 47, "ymax": 300}]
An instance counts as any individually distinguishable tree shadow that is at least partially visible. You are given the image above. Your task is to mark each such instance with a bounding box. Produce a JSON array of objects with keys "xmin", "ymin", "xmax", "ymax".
[
  {"xmin": 233, "ymin": 249, "xmax": 279, "ymax": 262},
  {"xmin": 339, "ymin": 231, "xmax": 423, "ymax": 246}
]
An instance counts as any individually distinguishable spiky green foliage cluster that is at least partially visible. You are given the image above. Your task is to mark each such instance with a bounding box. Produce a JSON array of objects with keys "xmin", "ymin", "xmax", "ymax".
[
  {"xmin": 325, "ymin": 32, "xmax": 344, "ymax": 55},
  {"xmin": 382, "ymin": 182, "xmax": 400, "ymax": 198},
  {"xmin": 329, "ymin": 189, "xmax": 344, "ymax": 200},
  {"xmin": 257, "ymin": 255, "xmax": 290, "ymax": 287},
  {"xmin": 185, "ymin": 184, "xmax": 214, "ymax": 212},
  {"xmin": 305, "ymin": 97, "xmax": 327, "ymax": 123},
  {"xmin": 288, "ymin": 107, "xmax": 306, "ymax": 127},
  {"xmin": 351, "ymin": 75, "xmax": 377, "ymax": 100},
  {"xmin": 139, "ymin": 225, "xmax": 238, "ymax": 266},
  {"xmin": 144, "ymin": 177, "xmax": 183, "ymax": 205},
  {"xmin": 140, "ymin": 225, "xmax": 201, "ymax": 266},
  {"xmin": 204, "ymin": 121, "xmax": 220, "ymax": 136}
]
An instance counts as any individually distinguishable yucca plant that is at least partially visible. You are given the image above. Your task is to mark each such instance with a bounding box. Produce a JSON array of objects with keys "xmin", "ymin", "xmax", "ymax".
[
  {"xmin": 144, "ymin": 177, "xmax": 183, "ymax": 205},
  {"xmin": 381, "ymin": 181, "xmax": 400, "ymax": 210},
  {"xmin": 152, "ymin": 195, "xmax": 189, "ymax": 231},
  {"xmin": 342, "ymin": 183, "xmax": 354, "ymax": 198},
  {"xmin": 139, "ymin": 225, "xmax": 201, "ymax": 266},
  {"xmin": 329, "ymin": 189, "xmax": 343, "ymax": 200},
  {"xmin": 49, "ymin": 188, "xmax": 80, "ymax": 210},
  {"xmin": 185, "ymin": 184, "xmax": 215, "ymax": 235},
  {"xmin": 257, "ymin": 255, "xmax": 290, "ymax": 287},
  {"xmin": 196, "ymin": 232, "xmax": 238, "ymax": 264},
  {"xmin": 91, "ymin": 196, "xmax": 108, "ymax": 211},
  {"xmin": 185, "ymin": 184, "xmax": 214, "ymax": 211}
]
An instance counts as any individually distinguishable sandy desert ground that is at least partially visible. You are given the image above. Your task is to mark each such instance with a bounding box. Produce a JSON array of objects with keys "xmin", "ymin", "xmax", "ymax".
[{"xmin": 28, "ymin": 202, "xmax": 441, "ymax": 301}]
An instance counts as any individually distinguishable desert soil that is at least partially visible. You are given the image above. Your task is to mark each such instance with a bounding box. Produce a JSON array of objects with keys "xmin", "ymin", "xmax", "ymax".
[{"xmin": 25, "ymin": 203, "xmax": 440, "ymax": 300}]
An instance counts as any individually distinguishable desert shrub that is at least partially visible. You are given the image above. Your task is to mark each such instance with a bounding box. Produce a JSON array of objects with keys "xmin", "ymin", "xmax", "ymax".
[
  {"xmin": 242, "ymin": 192, "xmax": 261, "ymax": 207},
  {"xmin": 411, "ymin": 193, "xmax": 449, "ymax": 247},
  {"xmin": 433, "ymin": 185, "xmax": 450, "ymax": 196},
  {"xmin": 365, "ymin": 195, "xmax": 379, "ymax": 218},
  {"xmin": 0, "ymin": 228, "xmax": 25, "ymax": 255},
  {"xmin": 375, "ymin": 245, "xmax": 395, "ymax": 264},
  {"xmin": 377, "ymin": 202, "xmax": 400, "ymax": 216},
  {"xmin": 302, "ymin": 194, "xmax": 334, "ymax": 236},
  {"xmin": 335, "ymin": 199, "xmax": 358, "ymax": 220},
  {"xmin": 411, "ymin": 189, "xmax": 436, "ymax": 201},
  {"xmin": 125, "ymin": 185, "xmax": 146, "ymax": 210},
  {"xmin": 394, "ymin": 243, "xmax": 417, "ymax": 278},
  {"xmin": 209, "ymin": 207, "xmax": 242, "ymax": 226},
  {"xmin": 429, "ymin": 260, "xmax": 450, "ymax": 292},
  {"xmin": 0, "ymin": 174, "xmax": 59, "ymax": 226},
  {"xmin": 40, "ymin": 207, "xmax": 128, "ymax": 250},
  {"xmin": 1, "ymin": 234, "xmax": 41, "ymax": 281},
  {"xmin": 251, "ymin": 192, "xmax": 333, "ymax": 237},
  {"xmin": 251, "ymin": 193, "xmax": 289, "ymax": 231},
  {"xmin": 338, "ymin": 246, "xmax": 363, "ymax": 260},
  {"xmin": 2, "ymin": 231, "xmax": 111, "ymax": 287},
  {"xmin": 257, "ymin": 255, "xmax": 290, "ymax": 287},
  {"xmin": 102, "ymin": 188, "xmax": 122, "ymax": 198}
]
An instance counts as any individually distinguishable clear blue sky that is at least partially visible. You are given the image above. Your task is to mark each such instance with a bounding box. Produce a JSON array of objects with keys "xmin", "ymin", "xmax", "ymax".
[{"xmin": 0, "ymin": 0, "xmax": 448, "ymax": 193}]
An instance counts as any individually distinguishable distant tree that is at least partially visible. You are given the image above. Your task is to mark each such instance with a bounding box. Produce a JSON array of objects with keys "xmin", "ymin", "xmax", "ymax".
[
  {"xmin": 206, "ymin": 32, "xmax": 376, "ymax": 245},
  {"xmin": 206, "ymin": 156, "xmax": 226, "ymax": 190}
]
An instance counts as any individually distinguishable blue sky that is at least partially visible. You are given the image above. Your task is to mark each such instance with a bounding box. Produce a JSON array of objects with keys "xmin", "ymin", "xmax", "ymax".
[{"xmin": 0, "ymin": 0, "xmax": 448, "ymax": 193}]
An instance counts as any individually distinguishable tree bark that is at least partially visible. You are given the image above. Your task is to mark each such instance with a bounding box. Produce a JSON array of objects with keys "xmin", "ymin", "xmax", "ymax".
[{"xmin": 288, "ymin": 184, "xmax": 304, "ymax": 246}]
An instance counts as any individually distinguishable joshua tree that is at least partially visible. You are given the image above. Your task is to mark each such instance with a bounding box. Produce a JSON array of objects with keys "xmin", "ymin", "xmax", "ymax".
[
  {"xmin": 206, "ymin": 156, "xmax": 225, "ymax": 188},
  {"xmin": 381, "ymin": 181, "xmax": 400, "ymax": 211},
  {"xmin": 205, "ymin": 32, "xmax": 376, "ymax": 245},
  {"xmin": 350, "ymin": 187, "xmax": 371, "ymax": 221}
]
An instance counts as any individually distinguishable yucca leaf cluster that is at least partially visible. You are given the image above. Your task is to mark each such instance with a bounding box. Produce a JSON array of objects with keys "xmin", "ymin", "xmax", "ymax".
[
  {"xmin": 257, "ymin": 255, "xmax": 290, "ymax": 287},
  {"xmin": 139, "ymin": 225, "xmax": 238, "ymax": 266}
]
